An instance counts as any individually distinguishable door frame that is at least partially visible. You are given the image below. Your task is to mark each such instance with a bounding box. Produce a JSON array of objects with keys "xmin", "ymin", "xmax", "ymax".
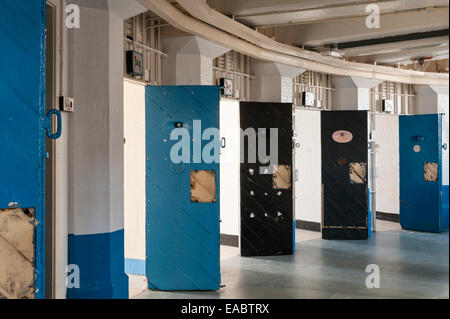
[{"xmin": 45, "ymin": 0, "xmax": 63, "ymax": 299}]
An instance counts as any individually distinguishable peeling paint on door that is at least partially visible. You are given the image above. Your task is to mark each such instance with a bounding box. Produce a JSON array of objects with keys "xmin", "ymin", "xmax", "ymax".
[
  {"xmin": 424, "ymin": 163, "xmax": 439, "ymax": 182},
  {"xmin": 190, "ymin": 170, "xmax": 217, "ymax": 203},
  {"xmin": 273, "ymin": 165, "xmax": 291, "ymax": 189},
  {"xmin": 349, "ymin": 163, "xmax": 367, "ymax": 184},
  {"xmin": 0, "ymin": 208, "xmax": 36, "ymax": 299}
]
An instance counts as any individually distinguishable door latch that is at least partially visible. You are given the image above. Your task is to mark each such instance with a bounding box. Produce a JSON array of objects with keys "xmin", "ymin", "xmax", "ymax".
[{"xmin": 221, "ymin": 137, "xmax": 226, "ymax": 149}]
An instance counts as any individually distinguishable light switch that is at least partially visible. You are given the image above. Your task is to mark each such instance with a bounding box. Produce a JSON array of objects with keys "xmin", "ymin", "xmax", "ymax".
[{"xmin": 59, "ymin": 96, "xmax": 74, "ymax": 112}]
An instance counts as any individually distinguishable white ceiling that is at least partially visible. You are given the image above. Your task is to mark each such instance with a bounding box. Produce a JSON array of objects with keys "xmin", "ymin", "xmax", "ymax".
[{"xmin": 206, "ymin": 0, "xmax": 449, "ymax": 66}]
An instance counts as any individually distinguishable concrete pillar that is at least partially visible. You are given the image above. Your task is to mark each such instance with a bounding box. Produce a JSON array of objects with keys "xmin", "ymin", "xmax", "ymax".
[
  {"xmin": 251, "ymin": 61, "xmax": 306, "ymax": 103},
  {"xmin": 162, "ymin": 32, "xmax": 230, "ymax": 85},
  {"xmin": 331, "ymin": 76, "xmax": 382, "ymax": 110},
  {"xmin": 413, "ymin": 85, "xmax": 449, "ymax": 191},
  {"xmin": 66, "ymin": 0, "xmax": 146, "ymax": 299}
]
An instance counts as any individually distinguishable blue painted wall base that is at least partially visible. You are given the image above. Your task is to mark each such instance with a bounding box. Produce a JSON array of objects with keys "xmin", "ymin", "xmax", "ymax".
[
  {"xmin": 125, "ymin": 258, "xmax": 146, "ymax": 275},
  {"xmin": 67, "ymin": 229, "xmax": 129, "ymax": 299}
]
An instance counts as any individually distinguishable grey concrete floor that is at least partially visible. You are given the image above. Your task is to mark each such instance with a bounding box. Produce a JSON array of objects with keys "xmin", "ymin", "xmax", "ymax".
[{"xmin": 132, "ymin": 221, "xmax": 449, "ymax": 299}]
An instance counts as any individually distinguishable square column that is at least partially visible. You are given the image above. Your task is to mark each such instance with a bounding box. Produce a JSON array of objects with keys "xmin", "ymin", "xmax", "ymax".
[
  {"xmin": 331, "ymin": 76, "xmax": 382, "ymax": 110},
  {"xmin": 251, "ymin": 61, "xmax": 306, "ymax": 103},
  {"xmin": 162, "ymin": 30, "xmax": 230, "ymax": 85},
  {"xmin": 66, "ymin": 0, "xmax": 146, "ymax": 299}
]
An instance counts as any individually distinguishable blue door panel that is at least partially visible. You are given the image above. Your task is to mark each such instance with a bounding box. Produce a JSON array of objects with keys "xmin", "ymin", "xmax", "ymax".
[
  {"xmin": 145, "ymin": 86, "xmax": 221, "ymax": 290},
  {"xmin": 399, "ymin": 114, "xmax": 446, "ymax": 233},
  {"xmin": 0, "ymin": 0, "xmax": 47, "ymax": 298}
]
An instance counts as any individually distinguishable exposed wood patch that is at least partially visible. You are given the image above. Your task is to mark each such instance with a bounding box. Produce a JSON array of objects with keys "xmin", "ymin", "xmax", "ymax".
[
  {"xmin": 424, "ymin": 163, "xmax": 439, "ymax": 182},
  {"xmin": 0, "ymin": 208, "xmax": 35, "ymax": 299},
  {"xmin": 272, "ymin": 165, "xmax": 291, "ymax": 189},
  {"xmin": 190, "ymin": 170, "xmax": 217, "ymax": 203},
  {"xmin": 349, "ymin": 163, "xmax": 367, "ymax": 184}
]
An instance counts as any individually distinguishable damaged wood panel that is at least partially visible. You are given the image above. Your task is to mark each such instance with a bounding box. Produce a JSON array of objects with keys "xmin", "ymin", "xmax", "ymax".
[
  {"xmin": 190, "ymin": 170, "xmax": 217, "ymax": 203},
  {"xmin": 424, "ymin": 163, "xmax": 439, "ymax": 182},
  {"xmin": 321, "ymin": 111, "xmax": 369, "ymax": 240},
  {"xmin": 273, "ymin": 165, "xmax": 291, "ymax": 189},
  {"xmin": 349, "ymin": 163, "xmax": 367, "ymax": 184},
  {"xmin": 0, "ymin": 208, "xmax": 35, "ymax": 299},
  {"xmin": 240, "ymin": 102, "xmax": 293, "ymax": 256}
]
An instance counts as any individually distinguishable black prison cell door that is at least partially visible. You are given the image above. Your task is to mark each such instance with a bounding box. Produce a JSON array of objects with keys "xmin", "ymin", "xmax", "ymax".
[
  {"xmin": 240, "ymin": 102, "xmax": 294, "ymax": 256},
  {"xmin": 321, "ymin": 110, "xmax": 371, "ymax": 240}
]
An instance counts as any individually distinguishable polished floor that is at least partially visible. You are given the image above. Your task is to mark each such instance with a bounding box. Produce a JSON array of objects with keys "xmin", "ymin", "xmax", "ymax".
[{"xmin": 131, "ymin": 220, "xmax": 449, "ymax": 299}]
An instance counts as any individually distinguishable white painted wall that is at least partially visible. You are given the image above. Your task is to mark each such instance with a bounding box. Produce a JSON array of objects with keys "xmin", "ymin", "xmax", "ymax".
[
  {"xmin": 375, "ymin": 114, "xmax": 400, "ymax": 215},
  {"xmin": 124, "ymin": 79, "xmax": 146, "ymax": 262},
  {"xmin": 294, "ymin": 108, "xmax": 322, "ymax": 223},
  {"xmin": 219, "ymin": 99, "xmax": 241, "ymax": 236}
]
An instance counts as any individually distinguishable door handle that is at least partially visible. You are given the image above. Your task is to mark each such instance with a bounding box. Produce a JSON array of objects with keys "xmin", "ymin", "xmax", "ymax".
[
  {"xmin": 443, "ymin": 143, "xmax": 448, "ymax": 150},
  {"xmin": 221, "ymin": 137, "xmax": 226, "ymax": 149},
  {"xmin": 46, "ymin": 109, "xmax": 62, "ymax": 140}
]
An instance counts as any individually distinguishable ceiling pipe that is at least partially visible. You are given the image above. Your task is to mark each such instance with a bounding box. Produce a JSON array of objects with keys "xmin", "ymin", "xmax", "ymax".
[
  {"xmin": 176, "ymin": 0, "xmax": 450, "ymax": 80},
  {"xmin": 138, "ymin": 0, "xmax": 448, "ymax": 85}
]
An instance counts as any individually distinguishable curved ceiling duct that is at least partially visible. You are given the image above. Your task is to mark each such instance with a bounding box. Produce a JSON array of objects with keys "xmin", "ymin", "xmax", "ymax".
[{"xmin": 138, "ymin": 0, "xmax": 448, "ymax": 85}]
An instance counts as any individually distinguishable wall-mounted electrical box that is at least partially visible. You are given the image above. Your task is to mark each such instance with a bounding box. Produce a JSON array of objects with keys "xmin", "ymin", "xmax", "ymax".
[
  {"xmin": 302, "ymin": 92, "xmax": 314, "ymax": 107},
  {"xmin": 219, "ymin": 78, "xmax": 233, "ymax": 97},
  {"xmin": 382, "ymin": 99, "xmax": 394, "ymax": 113},
  {"xmin": 59, "ymin": 96, "xmax": 74, "ymax": 112},
  {"xmin": 126, "ymin": 50, "xmax": 144, "ymax": 76}
]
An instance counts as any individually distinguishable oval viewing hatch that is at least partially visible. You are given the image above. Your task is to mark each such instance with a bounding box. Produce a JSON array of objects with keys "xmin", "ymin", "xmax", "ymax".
[{"xmin": 332, "ymin": 130, "xmax": 353, "ymax": 143}]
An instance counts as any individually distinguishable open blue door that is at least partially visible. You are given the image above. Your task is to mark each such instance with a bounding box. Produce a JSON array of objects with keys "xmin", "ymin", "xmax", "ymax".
[
  {"xmin": 145, "ymin": 86, "xmax": 221, "ymax": 290},
  {"xmin": 399, "ymin": 114, "xmax": 448, "ymax": 233},
  {"xmin": 0, "ymin": 0, "xmax": 47, "ymax": 298}
]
